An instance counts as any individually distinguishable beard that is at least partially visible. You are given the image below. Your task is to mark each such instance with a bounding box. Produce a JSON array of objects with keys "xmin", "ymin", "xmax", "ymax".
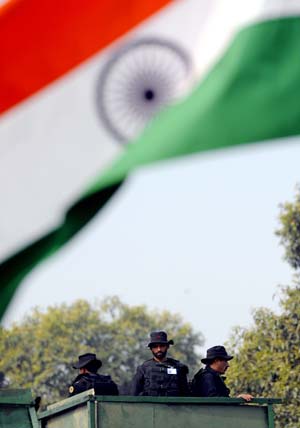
[{"xmin": 152, "ymin": 349, "xmax": 167, "ymax": 360}]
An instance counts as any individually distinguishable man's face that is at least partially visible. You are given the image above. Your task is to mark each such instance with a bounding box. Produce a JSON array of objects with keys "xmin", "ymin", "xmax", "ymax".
[
  {"xmin": 151, "ymin": 344, "xmax": 168, "ymax": 361},
  {"xmin": 213, "ymin": 358, "xmax": 229, "ymax": 374}
]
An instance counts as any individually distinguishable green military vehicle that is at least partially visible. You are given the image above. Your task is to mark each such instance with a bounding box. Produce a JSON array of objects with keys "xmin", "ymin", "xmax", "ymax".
[
  {"xmin": 0, "ymin": 388, "xmax": 280, "ymax": 428},
  {"xmin": 0, "ymin": 389, "xmax": 39, "ymax": 428}
]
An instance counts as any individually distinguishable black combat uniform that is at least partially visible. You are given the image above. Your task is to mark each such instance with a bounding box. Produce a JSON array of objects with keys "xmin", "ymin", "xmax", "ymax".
[
  {"xmin": 191, "ymin": 366, "xmax": 230, "ymax": 397},
  {"xmin": 69, "ymin": 372, "xmax": 119, "ymax": 396},
  {"xmin": 131, "ymin": 357, "xmax": 189, "ymax": 396},
  {"xmin": 69, "ymin": 352, "xmax": 119, "ymax": 397}
]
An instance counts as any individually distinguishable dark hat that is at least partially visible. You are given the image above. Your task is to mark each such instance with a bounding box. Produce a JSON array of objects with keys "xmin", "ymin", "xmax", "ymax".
[
  {"xmin": 147, "ymin": 331, "xmax": 174, "ymax": 348},
  {"xmin": 201, "ymin": 346, "xmax": 233, "ymax": 364},
  {"xmin": 72, "ymin": 353, "xmax": 102, "ymax": 370}
]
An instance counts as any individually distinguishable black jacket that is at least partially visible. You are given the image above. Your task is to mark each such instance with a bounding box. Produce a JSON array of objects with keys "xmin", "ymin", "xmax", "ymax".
[
  {"xmin": 131, "ymin": 357, "xmax": 189, "ymax": 396},
  {"xmin": 191, "ymin": 366, "xmax": 230, "ymax": 397},
  {"xmin": 68, "ymin": 373, "xmax": 119, "ymax": 397}
]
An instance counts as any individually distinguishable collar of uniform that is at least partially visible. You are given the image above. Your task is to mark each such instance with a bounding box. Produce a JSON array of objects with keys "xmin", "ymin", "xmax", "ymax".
[{"xmin": 205, "ymin": 365, "xmax": 225, "ymax": 378}]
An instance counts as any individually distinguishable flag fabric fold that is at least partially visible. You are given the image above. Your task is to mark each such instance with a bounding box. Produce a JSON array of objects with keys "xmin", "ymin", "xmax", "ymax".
[
  {"xmin": 1, "ymin": 4, "xmax": 300, "ymax": 318},
  {"xmin": 0, "ymin": 0, "xmax": 203, "ymax": 264}
]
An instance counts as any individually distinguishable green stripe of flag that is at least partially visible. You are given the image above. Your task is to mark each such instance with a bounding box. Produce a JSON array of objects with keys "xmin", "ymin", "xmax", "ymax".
[
  {"xmin": 88, "ymin": 16, "xmax": 300, "ymax": 193},
  {"xmin": 1, "ymin": 16, "xmax": 300, "ymax": 318}
]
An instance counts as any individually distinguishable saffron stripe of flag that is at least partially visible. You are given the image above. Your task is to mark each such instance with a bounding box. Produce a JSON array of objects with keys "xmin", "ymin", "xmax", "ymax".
[{"xmin": 0, "ymin": 0, "xmax": 171, "ymax": 114}]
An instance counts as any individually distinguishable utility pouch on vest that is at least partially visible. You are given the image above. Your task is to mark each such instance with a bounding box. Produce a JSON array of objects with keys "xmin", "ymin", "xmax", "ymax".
[{"xmin": 145, "ymin": 363, "xmax": 180, "ymax": 396}]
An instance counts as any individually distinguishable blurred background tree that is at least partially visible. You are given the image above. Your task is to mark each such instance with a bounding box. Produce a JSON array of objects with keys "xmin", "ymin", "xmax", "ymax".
[
  {"xmin": 227, "ymin": 286, "xmax": 300, "ymax": 428},
  {"xmin": 227, "ymin": 186, "xmax": 300, "ymax": 428},
  {"xmin": 0, "ymin": 296, "xmax": 203, "ymax": 406},
  {"xmin": 276, "ymin": 184, "xmax": 300, "ymax": 270}
]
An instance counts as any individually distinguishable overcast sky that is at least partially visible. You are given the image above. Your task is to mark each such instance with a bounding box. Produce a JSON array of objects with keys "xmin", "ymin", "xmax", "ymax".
[{"xmin": 4, "ymin": 137, "xmax": 300, "ymax": 351}]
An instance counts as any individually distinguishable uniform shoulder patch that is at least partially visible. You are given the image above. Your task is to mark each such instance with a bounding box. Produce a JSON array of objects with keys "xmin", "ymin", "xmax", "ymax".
[{"xmin": 69, "ymin": 385, "xmax": 74, "ymax": 394}]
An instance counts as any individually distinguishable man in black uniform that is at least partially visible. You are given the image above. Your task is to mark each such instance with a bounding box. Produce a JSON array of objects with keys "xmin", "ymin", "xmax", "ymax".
[
  {"xmin": 131, "ymin": 331, "xmax": 189, "ymax": 396},
  {"xmin": 68, "ymin": 352, "xmax": 119, "ymax": 397},
  {"xmin": 192, "ymin": 345, "xmax": 252, "ymax": 401}
]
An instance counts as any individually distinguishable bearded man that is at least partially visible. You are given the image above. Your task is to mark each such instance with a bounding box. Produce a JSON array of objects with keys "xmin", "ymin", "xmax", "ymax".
[{"xmin": 131, "ymin": 331, "xmax": 189, "ymax": 396}]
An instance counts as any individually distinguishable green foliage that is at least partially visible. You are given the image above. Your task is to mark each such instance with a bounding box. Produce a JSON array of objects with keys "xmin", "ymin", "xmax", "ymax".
[
  {"xmin": 0, "ymin": 296, "xmax": 203, "ymax": 406},
  {"xmin": 276, "ymin": 185, "xmax": 300, "ymax": 270},
  {"xmin": 226, "ymin": 286, "xmax": 300, "ymax": 428}
]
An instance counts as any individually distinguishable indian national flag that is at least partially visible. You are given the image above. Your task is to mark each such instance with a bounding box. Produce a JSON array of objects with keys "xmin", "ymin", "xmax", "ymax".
[{"xmin": 1, "ymin": 0, "xmax": 300, "ymax": 318}]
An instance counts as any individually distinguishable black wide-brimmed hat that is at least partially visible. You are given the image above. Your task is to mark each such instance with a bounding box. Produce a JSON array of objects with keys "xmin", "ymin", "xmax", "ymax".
[
  {"xmin": 147, "ymin": 331, "xmax": 174, "ymax": 348},
  {"xmin": 201, "ymin": 346, "xmax": 233, "ymax": 364},
  {"xmin": 72, "ymin": 353, "xmax": 102, "ymax": 369}
]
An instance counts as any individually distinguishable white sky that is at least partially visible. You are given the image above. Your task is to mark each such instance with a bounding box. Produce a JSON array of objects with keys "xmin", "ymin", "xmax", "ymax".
[{"xmin": 4, "ymin": 137, "xmax": 299, "ymax": 352}]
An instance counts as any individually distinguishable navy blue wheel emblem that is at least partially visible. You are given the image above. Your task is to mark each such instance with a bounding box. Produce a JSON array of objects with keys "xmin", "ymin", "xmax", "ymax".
[{"xmin": 96, "ymin": 38, "xmax": 192, "ymax": 143}]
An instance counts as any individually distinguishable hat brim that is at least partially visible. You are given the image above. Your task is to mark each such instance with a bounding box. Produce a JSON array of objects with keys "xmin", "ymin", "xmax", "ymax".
[
  {"xmin": 148, "ymin": 339, "xmax": 174, "ymax": 348},
  {"xmin": 72, "ymin": 359, "xmax": 102, "ymax": 369},
  {"xmin": 201, "ymin": 355, "xmax": 233, "ymax": 364}
]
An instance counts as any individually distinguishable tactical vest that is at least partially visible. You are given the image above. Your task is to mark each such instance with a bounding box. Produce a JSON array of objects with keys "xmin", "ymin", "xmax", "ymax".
[
  {"xmin": 69, "ymin": 373, "xmax": 118, "ymax": 396},
  {"xmin": 142, "ymin": 361, "xmax": 182, "ymax": 396}
]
